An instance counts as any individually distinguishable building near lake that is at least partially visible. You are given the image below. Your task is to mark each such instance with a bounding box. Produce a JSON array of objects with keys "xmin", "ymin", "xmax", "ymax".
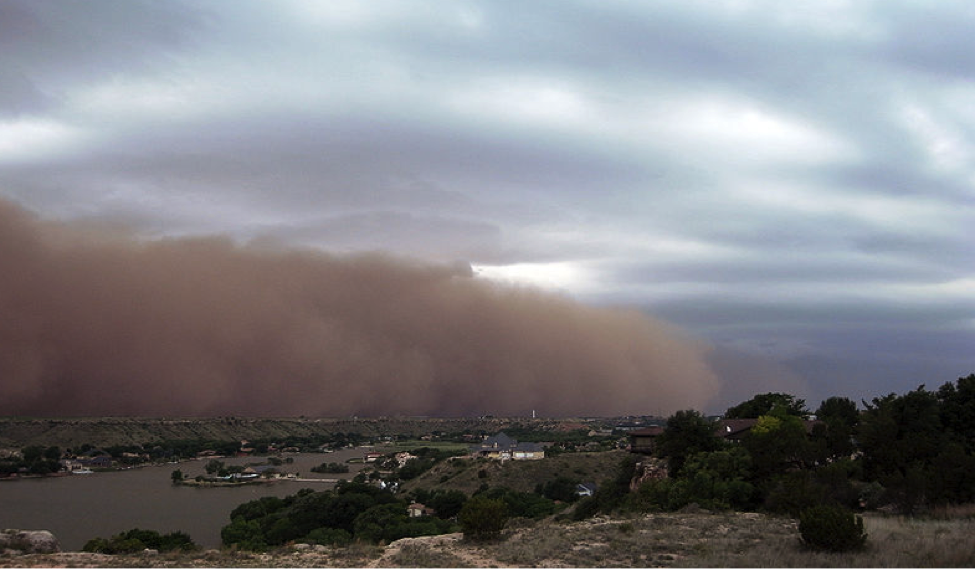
[{"xmin": 469, "ymin": 432, "xmax": 545, "ymax": 461}]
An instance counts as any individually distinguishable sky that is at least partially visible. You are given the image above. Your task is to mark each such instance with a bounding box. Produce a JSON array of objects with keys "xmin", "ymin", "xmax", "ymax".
[{"xmin": 1, "ymin": 0, "xmax": 973, "ymax": 414}]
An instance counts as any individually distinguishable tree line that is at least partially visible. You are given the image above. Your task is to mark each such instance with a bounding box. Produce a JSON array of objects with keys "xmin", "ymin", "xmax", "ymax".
[{"xmin": 580, "ymin": 373, "xmax": 975, "ymax": 519}]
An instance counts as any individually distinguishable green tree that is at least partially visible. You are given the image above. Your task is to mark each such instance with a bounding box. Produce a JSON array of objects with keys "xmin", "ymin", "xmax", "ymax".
[
  {"xmin": 815, "ymin": 396, "xmax": 859, "ymax": 458},
  {"xmin": 303, "ymin": 527, "xmax": 351, "ymax": 547},
  {"xmin": 318, "ymin": 492, "xmax": 379, "ymax": 534},
  {"xmin": 311, "ymin": 462, "xmax": 349, "ymax": 474},
  {"xmin": 937, "ymin": 374, "xmax": 975, "ymax": 452},
  {"xmin": 21, "ymin": 446, "xmax": 45, "ymax": 464},
  {"xmin": 230, "ymin": 496, "xmax": 288, "ymax": 521},
  {"xmin": 816, "ymin": 396, "xmax": 859, "ymax": 426},
  {"xmin": 458, "ymin": 497, "xmax": 508, "ymax": 541},
  {"xmin": 798, "ymin": 505, "xmax": 866, "ymax": 552},
  {"xmin": 725, "ymin": 392, "xmax": 809, "ymax": 419},
  {"xmin": 634, "ymin": 447, "xmax": 753, "ymax": 511},
  {"xmin": 857, "ymin": 386, "xmax": 953, "ymax": 512},
  {"xmin": 221, "ymin": 517, "xmax": 266, "ymax": 551},
  {"xmin": 655, "ymin": 410, "xmax": 723, "ymax": 474},
  {"xmin": 43, "ymin": 446, "xmax": 61, "ymax": 461},
  {"xmin": 537, "ymin": 476, "xmax": 581, "ymax": 503},
  {"xmin": 742, "ymin": 410, "xmax": 812, "ymax": 484},
  {"xmin": 204, "ymin": 459, "xmax": 225, "ymax": 476},
  {"xmin": 171, "ymin": 469, "xmax": 184, "ymax": 483},
  {"xmin": 929, "ymin": 442, "xmax": 975, "ymax": 504},
  {"xmin": 427, "ymin": 490, "xmax": 468, "ymax": 519},
  {"xmin": 353, "ymin": 503, "xmax": 409, "ymax": 543},
  {"xmin": 676, "ymin": 446, "xmax": 754, "ymax": 509},
  {"xmin": 477, "ymin": 487, "xmax": 558, "ymax": 519},
  {"xmin": 85, "ymin": 528, "xmax": 196, "ymax": 554}
]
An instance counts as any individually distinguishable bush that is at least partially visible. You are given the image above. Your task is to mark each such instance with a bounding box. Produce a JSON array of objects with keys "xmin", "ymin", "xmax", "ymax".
[
  {"xmin": 798, "ymin": 505, "xmax": 867, "ymax": 552},
  {"xmin": 570, "ymin": 496, "xmax": 601, "ymax": 521},
  {"xmin": 303, "ymin": 527, "xmax": 351, "ymax": 547},
  {"xmin": 83, "ymin": 528, "xmax": 197, "ymax": 554},
  {"xmin": 458, "ymin": 497, "xmax": 508, "ymax": 541},
  {"xmin": 538, "ymin": 476, "xmax": 581, "ymax": 503},
  {"xmin": 311, "ymin": 462, "xmax": 350, "ymax": 474},
  {"xmin": 765, "ymin": 471, "xmax": 828, "ymax": 517}
]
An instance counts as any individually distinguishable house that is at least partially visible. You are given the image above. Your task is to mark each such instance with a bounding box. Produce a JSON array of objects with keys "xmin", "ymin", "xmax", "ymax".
[
  {"xmin": 407, "ymin": 503, "xmax": 436, "ymax": 518},
  {"xmin": 78, "ymin": 455, "xmax": 112, "ymax": 468},
  {"xmin": 470, "ymin": 433, "xmax": 545, "ymax": 461},
  {"xmin": 230, "ymin": 471, "xmax": 260, "ymax": 480},
  {"xmin": 628, "ymin": 426, "xmax": 665, "ymax": 454},
  {"xmin": 364, "ymin": 451, "xmax": 384, "ymax": 463},
  {"xmin": 60, "ymin": 459, "xmax": 84, "ymax": 472},
  {"xmin": 716, "ymin": 418, "xmax": 824, "ymax": 442},
  {"xmin": 244, "ymin": 465, "xmax": 279, "ymax": 478},
  {"xmin": 394, "ymin": 452, "xmax": 418, "ymax": 467},
  {"xmin": 630, "ymin": 418, "xmax": 825, "ymax": 452},
  {"xmin": 577, "ymin": 482, "xmax": 598, "ymax": 497},
  {"xmin": 716, "ymin": 419, "xmax": 759, "ymax": 442}
]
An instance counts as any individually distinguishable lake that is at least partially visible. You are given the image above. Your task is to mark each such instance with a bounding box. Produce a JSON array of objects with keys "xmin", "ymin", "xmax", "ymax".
[{"xmin": 0, "ymin": 448, "xmax": 371, "ymax": 550}]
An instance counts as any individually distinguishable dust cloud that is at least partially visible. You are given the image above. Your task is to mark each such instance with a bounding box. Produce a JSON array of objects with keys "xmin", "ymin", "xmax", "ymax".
[{"xmin": 0, "ymin": 198, "xmax": 720, "ymax": 417}]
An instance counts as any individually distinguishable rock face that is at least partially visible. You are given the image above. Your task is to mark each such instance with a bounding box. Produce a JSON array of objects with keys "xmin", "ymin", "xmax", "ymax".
[
  {"xmin": 630, "ymin": 458, "xmax": 668, "ymax": 491},
  {"xmin": 0, "ymin": 530, "xmax": 61, "ymax": 554}
]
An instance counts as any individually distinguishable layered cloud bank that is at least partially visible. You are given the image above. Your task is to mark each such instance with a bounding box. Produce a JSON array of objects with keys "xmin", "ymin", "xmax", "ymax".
[{"xmin": 1, "ymin": 199, "xmax": 719, "ymax": 417}]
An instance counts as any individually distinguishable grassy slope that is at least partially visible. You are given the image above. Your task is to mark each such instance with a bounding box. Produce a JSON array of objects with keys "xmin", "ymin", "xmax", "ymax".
[{"xmin": 402, "ymin": 450, "xmax": 627, "ymax": 495}]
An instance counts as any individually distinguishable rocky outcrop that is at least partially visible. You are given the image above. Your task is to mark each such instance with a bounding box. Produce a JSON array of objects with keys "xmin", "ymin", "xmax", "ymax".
[
  {"xmin": 630, "ymin": 457, "xmax": 668, "ymax": 491},
  {"xmin": 0, "ymin": 530, "xmax": 61, "ymax": 554}
]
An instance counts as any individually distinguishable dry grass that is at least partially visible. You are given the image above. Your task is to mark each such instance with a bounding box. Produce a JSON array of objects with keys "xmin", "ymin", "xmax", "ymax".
[
  {"xmin": 4, "ymin": 512, "xmax": 975, "ymax": 567},
  {"xmin": 402, "ymin": 450, "xmax": 626, "ymax": 496},
  {"xmin": 379, "ymin": 542, "xmax": 473, "ymax": 568}
]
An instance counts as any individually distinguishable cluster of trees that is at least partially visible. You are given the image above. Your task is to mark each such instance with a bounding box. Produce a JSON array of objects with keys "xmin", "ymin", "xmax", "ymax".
[
  {"xmin": 0, "ymin": 445, "xmax": 63, "ymax": 476},
  {"xmin": 220, "ymin": 478, "xmax": 569, "ymax": 550},
  {"xmin": 858, "ymin": 375, "xmax": 975, "ymax": 512},
  {"xmin": 535, "ymin": 476, "xmax": 584, "ymax": 503},
  {"xmin": 9, "ymin": 432, "xmax": 372, "ymax": 472},
  {"xmin": 83, "ymin": 528, "xmax": 197, "ymax": 554},
  {"xmin": 310, "ymin": 462, "xmax": 349, "ymax": 474},
  {"xmin": 580, "ymin": 373, "xmax": 975, "ymax": 522},
  {"xmin": 220, "ymin": 482, "xmax": 454, "ymax": 550}
]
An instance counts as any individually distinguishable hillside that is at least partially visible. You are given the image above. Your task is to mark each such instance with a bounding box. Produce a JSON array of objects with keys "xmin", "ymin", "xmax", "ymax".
[
  {"xmin": 0, "ymin": 416, "xmax": 616, "ymax": 449},
  {"xmin": 402, "ymin": 450, "xmax": 627, "ymax": 495}
]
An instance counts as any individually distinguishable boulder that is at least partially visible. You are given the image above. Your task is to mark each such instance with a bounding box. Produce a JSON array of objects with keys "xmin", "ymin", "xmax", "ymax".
[{"xmin": 0, "ymin": 529, "xmax": 61, "ymax": 554}]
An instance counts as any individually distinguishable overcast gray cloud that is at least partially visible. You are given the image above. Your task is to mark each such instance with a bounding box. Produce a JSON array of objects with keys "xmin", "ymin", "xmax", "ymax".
[{"xmin": 1, "ymin": 0, "xmax": 973, "ymax": 413}]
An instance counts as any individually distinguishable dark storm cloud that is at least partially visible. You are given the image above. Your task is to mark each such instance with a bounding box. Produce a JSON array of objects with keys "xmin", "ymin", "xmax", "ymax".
[
  {"xmin": 0, "ymin": 0, "xmax": 199, "ymax": 116},
  {"xmin": 1, "ymin": 0, "xmax": 973, "ymax": 412},
  {"xmin": 0, "ymin": 198, "xmax": 719, "ymax": 416}
]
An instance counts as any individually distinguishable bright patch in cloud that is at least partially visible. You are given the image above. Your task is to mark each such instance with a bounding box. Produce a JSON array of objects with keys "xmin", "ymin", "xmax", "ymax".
[
  {"xmin": 900, "ymin": 103, "xmax": 974, "ymax": 177},
  {"xmin": 473, "ymin": 261, "xmax": 595, "ymax": 295},
  {"xmin": 448, "ymin": 78, "xmax": 592, "ymax": 128},
  {"xmin": 70, "ymin": 75, "xmax": 219, "ymax": 122},
  {"xmin": 653, "ymin": 98, "xmax": 855, "ymax": 165},
  {"xmin": 0, "ymin": 118, "xmax": 83, "ymax": 163}
]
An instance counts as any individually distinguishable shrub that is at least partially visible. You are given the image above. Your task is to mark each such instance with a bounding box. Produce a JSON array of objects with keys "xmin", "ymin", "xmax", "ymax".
[
  {"xmin": 765, "ymin": 471, "xmax": 828, "ymax": 517},
  {"xmin": 311, "ymin": 461, "xmax": 350, "ymax": 474},
  {"xmin": 458, "ymin": 497, "xmax": 508, "ymax": 541},
  {"xmin": 303, "ymin": 527, "xmax": 351, "ymax": 547},
  {"xmin": 798, "ymin": 505, "xmax": 867, "ymax": 552},
  {"xmin": 538, "ymin": 476, "xmax": 581, "ymax": 503},
  {"xmin": 570, "ymin": 495, "xmax": 601, "ymax": 521},
  {"xmin": 83, "ymin": 528, "xmax": 197, "ymax": 554}
]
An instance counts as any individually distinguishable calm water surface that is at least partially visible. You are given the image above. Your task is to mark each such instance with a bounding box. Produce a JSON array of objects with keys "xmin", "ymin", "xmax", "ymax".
[{"xmin": 0, "ymin": 448, "xmax": 369, "ymax": 550}]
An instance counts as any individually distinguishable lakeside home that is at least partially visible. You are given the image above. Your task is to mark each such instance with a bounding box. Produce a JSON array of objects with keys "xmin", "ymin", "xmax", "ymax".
[{"xmin": 469, "ymin": 433, "xmax": 545, "ymax": 461}]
